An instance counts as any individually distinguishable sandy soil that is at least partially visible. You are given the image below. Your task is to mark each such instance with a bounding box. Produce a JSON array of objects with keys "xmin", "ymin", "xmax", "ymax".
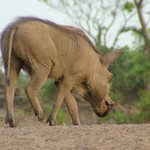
[
  {"xmin": 0, "ymin": 114, "xmax": 150, "ymax": 150},
  {"xmin": 0, "ymin": 99, "xmax": 149, "ymax": 150}
]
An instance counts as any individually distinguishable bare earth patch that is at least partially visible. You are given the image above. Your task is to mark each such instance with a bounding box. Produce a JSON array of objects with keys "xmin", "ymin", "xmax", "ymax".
[{"xmin": 0, "ymin": 116, "xmax": 149, "ymax": 150}]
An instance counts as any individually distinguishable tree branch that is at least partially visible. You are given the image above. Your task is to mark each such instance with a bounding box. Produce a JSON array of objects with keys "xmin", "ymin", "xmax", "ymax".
[
  {"xmin": 134, "ymin": 0, "xmax": 150, "ymax": 42},
  {"xmin": 111, "ymin": 9, "xmax": 136, "ymax": 49}
]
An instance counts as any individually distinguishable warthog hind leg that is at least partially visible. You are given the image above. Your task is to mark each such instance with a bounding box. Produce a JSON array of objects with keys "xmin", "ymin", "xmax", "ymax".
[
  {"xmin": 25, "ymin": 70, "xmax": 49, "ymax": 122},
  {"xmin": 5, "ymin": 56, "xmax": 21, "ymax": 127}
]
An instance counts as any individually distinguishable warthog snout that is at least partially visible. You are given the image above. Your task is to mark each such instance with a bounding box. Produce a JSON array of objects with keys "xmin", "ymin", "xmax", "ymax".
[{"xmin": 92, "ymin": 99, "xmax": 114, "ymax": 118}]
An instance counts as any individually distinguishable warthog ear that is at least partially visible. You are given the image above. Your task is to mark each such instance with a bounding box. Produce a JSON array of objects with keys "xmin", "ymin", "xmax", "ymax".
[{"xmin": 101, "ymin": 49, "xmax": 121, "ymax": 66}]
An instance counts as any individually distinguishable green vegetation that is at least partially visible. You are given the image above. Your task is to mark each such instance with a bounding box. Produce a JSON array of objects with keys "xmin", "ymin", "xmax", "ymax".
[
  {"xmin": 103, "ymin": 47, "xmax": 150, "ymax": 124},
  {"xmin": 43, "ymin": 104, "xmax": 67, "ymax": 124},
  {"xmin": 112, "ymin": 48, "xmax": 150, "ymax": 94}
]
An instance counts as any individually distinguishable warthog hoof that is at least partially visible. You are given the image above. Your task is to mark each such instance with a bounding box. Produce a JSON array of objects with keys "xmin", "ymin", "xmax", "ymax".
[
  {"xmin": 46, "ymin": 116, "xmax": 55, "ymax": 126},
  {"xmin": 34, "ymin": 110, "xmax": 38, "ymax": 116},
  {"xmin": 34, "ymin": 109, "xmax": 44, "ymax": 122},
  {"xmin": 37, "ymin": 113, "xmax": 44, "ymax": 122},
  {"xmin": 5, "ymin": 114, "xmax": 17, "ymax": 128}
]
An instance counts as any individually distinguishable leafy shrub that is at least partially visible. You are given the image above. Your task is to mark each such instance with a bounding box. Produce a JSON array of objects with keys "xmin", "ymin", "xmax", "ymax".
[
  {"xmin": 130, "ymin": 91, "xmax": 150, "ymax": 123},
  {"xmin": 101, "ymin": 110, "xmax": 128, "ymax": 124},
  {"xmin": 104, "ymin": 47, "xmax": 150, "ymax": 123},
  {"xmin": 111, "ymin": 47, "xmax": 150, "ymax": 102}
]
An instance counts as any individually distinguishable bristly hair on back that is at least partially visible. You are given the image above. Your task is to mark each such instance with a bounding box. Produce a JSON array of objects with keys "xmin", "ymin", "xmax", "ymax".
[
  {"xmin": 19, "ymin": 17, "xmax": 101, "ymax": 55},
  {"xmin": 5, "ymin": 16, "xmax": 101, "ymax": 55}
]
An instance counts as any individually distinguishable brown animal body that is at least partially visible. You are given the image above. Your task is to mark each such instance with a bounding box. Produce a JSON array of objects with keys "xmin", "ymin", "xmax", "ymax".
[{"xmin": 1, "ymin": 17, "xmax": 120, "ymax": 127}]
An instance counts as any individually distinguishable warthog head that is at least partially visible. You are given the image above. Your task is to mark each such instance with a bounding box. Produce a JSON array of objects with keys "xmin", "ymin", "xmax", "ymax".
[
  {"xmin": 78, "ymin": 50, "xmax": 120, "ymax": 117},
  {"xmin": 83, "ymin": 72, "xmax": 114, "ymax": 117}
]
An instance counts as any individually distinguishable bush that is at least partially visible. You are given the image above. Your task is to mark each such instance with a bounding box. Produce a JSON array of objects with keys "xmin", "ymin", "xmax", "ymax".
[
  {"xmin": 101, "ymin": 110, "xmax": 128, "ymax": 124},
  {"xmin": 111, "ymin": 47, "xmax": 150, "ymax": 102},
  {"xmin": 130, "ymin": 91, "xmax": 150, "ymax": 123},
  {"xmin": 102, "ymin": 47, "xmax": 150, "ymax": 123}
]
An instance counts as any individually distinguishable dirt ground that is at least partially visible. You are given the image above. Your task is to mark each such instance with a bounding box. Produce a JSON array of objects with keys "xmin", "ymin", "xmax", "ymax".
[{"xmin": 0, "ymin": 112, "xmax": 150, "ymax": 150}]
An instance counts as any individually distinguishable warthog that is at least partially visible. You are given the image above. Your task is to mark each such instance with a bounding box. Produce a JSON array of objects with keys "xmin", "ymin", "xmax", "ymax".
[{"xmin": 1, "ymin": 17, "xmax": 120, "ymax": 127}]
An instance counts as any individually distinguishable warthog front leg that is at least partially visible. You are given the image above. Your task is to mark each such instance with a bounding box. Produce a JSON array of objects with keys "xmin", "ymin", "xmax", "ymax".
[
  {"xmin": 46, "ymin": 77, "xmax": 74, "ymax": 126},
  {"xmin": 54, "ymin": 81, "xmax": 80, "ymax": 125},
  {"xmin": 65, "ymin": 93, "xmax": 81, "ymax": 125}
]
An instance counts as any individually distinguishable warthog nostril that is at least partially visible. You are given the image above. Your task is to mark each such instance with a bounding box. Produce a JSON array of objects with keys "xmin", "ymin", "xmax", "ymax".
[{"xmin": 106, "ymin": 100, "xmax": 115, "ymax": 106}]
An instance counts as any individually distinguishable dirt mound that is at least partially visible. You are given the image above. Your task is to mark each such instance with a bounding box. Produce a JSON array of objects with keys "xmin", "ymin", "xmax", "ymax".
[{"xmin": 0, "ymin": 118, "xmax": 149, "ymax": 150}]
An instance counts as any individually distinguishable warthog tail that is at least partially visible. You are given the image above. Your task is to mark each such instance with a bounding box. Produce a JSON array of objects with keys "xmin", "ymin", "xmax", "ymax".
[{"xmin": 6, "ymin": 27, "xmax": 18, "ymax": 85}]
